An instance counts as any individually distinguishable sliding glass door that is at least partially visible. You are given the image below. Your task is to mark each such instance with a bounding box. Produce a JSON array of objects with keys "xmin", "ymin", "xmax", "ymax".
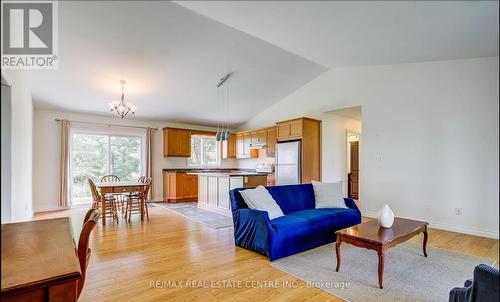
[{"xmin": 70, "ymin": 131, "xmax": 143, "ymax": 204}]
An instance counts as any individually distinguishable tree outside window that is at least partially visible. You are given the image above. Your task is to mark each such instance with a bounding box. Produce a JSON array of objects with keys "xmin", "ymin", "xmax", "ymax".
[
  {"xmin": 188, "ymin": 135, "xmax": 219, "ymax": 167},
  {"xmin": 71, "ymin": 132, "xmax": 143, "ymax": 204}
]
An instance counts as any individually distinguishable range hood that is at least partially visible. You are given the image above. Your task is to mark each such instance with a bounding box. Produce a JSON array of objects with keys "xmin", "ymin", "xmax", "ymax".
[{"xmin": 250, "ymin": 142, "xmax": 267, "ymax": 149}]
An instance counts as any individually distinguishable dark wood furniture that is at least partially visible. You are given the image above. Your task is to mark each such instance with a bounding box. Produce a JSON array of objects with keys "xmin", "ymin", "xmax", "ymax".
[
  {"xmin": 94, "ymin": 181, "xmax": 149, "ymax": 224},
  {"xmin": 1, "ymin": 218, "xmax": 82, "ymax": 302},
  {"xmin": 163, "ymin": 172, "xmax": 198, "ymax": 202},
  {"xmin": 335, "ymin": 218, "xmax": 429, "ymax": 289},
  {"xmin": 77, "ymin": 210, "xmax": 99, "ymax": 298},
  {"xmin": 348, "ymin": 141, "xmax": 359, "ymax": 199}
]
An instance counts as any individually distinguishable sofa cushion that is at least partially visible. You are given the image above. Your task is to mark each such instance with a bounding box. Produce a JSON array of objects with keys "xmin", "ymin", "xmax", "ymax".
[
  {"xmin": 240, "ymin": 186, "xmax": 284, "ymax": 219},
  {"xmin": 270, "ymin": 208, "xmax": 358, "ymax": 232},
  {"xmin": 266, "ymin": 184, "xmax": 316, "ymax": 214},
  {"xmin": 312, "ymin": 181, "xmax": 347, "ymax": 209}
]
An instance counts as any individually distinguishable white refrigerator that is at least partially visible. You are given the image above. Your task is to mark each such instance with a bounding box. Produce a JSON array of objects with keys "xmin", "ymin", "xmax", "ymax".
[{"xmin": 276, "ymin": 141, "xmax": 301, "ymax": 185}]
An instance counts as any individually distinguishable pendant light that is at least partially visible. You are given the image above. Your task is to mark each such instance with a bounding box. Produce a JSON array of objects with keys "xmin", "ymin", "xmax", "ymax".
[{"xmin": 216, "ymin": 72, "xmax": 233, "ymax": 141}]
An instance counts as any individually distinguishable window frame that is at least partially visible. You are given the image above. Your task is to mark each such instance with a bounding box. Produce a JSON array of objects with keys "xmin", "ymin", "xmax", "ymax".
[
  {"xmin": 187, "ymin": 134, "xmax": 220, "ymax": 168},
  {"xmin": 68, "ymin": 123, "xmax": 146, "ymax": 204}
]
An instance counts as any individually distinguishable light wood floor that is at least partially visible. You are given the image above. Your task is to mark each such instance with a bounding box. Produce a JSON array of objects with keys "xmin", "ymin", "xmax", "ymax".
[{"xmin": 34, "ymin": 206, "xmax": 499, "ymax": 302}]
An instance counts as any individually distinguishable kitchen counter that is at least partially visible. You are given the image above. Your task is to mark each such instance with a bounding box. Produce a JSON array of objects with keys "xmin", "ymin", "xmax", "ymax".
[
  {"xmin": 187, "ymin": 171, "xmax": 269, "ymax": 177},
  {"xmin": 163, "ymin": 168, "xmax": 270, "ymax": 177}
]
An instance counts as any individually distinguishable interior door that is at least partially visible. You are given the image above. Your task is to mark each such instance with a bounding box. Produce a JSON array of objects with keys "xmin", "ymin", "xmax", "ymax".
[{"xmin": 348, "ymin": 141, "xmax": 359, "ymax": 199}]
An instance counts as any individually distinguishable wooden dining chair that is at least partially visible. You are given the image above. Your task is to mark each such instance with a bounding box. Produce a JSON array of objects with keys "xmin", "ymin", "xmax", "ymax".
[
  {"xmin": 87, "ymin": 178, "xmax": 118, "ymax": 222},
  {"xmin": 100, "ymin": 175, "xmax": 120, "ymax": 182},
  {"xmin": 77, "ymin": 209, "xmax": 99, "ymax": 299},
  {"xmin": 125, "ymin": 177, "xmax": 152, "ymax": 221},
  {"xmin": 83, "ymin": 208, "xmax": 99, "ymax": 226},
  {"xmin": 100, "ymin": 175, "xmax": 126, "ymax": 215}
]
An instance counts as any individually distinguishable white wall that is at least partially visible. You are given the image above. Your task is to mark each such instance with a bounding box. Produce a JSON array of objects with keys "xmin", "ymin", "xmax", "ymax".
[
  {"xmin": 236, "ymin": 149, "xmax": 276, "ymax": 169},
  {"xmin": 322, "ymin": 113, "xmax": 361, "ymax": 194},
  {"xmin": 240, "ymin": 57, "xmax": 499, "ymax": 238},
  {"xmin": 1, "ymin": 71, "xmax": 34, "ymax": 222},
  {"xmin": 33, "ymin": 109, "xmax": 238, "ymax": 212},
  {"xmin": 1, "ymin": 78, "xmax": 12, "ymax": 223}
]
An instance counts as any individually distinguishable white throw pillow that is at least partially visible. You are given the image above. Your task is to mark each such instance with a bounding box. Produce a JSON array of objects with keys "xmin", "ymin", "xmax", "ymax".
[
  {"xmin": 240, "ymin": 186, "xmax": 284, "ymax": 219},
  {"xmin": 312, "ymin": 181, "xmax": 347, "ymax": 209}
]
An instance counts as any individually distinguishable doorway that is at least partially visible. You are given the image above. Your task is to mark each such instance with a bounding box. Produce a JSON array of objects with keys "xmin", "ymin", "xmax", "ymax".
[
  {"xmin": 323, "ymin": 105, "xmax": 361, "ymax": 200},
  {"xmin": 347, "ymin": 131, "xmax": 360, "ymax": 200}
]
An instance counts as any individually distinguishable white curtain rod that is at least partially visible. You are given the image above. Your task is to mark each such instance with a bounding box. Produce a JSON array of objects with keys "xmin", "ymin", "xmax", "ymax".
[{"xmin": 54, "ymin": 118, "xmax": 158, "ymax": 130}]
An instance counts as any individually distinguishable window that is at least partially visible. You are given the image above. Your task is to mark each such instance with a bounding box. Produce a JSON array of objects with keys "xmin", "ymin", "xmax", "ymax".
[
  {"xmin": 70, "ymin": 131, "xmax": 143, "ymax": 204},
  {"xmin": 188, "ymin": 135, "xmax": 219, "ymax": 167}
]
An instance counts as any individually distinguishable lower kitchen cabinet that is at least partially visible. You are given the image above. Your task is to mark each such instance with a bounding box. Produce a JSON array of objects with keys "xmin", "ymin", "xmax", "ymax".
[
  {"xmin": 163, "ymin": 172, "xmax": 198, "ymax": 202},
  {"xmin": 197, "ymin": 175, "xmax": 245, "ymax": 216}
]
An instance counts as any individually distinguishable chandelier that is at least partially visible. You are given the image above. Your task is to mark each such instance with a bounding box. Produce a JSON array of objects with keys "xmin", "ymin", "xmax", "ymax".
[{"xmin": 108, "ymin": 80, "xmax": 136, "ymax": 119}]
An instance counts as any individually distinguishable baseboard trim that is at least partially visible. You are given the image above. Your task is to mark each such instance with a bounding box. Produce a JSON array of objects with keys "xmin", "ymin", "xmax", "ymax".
[
  {"xmin": 363, "ymin": 211, "xmax": 499, "ymax": 239},
  {"xmin": 34, "ymin": 206, "xmax": 68, "ymax": 213}
]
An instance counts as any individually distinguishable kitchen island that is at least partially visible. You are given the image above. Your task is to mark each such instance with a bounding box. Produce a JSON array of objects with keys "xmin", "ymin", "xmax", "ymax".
[{"xmin": 188, "ymin": 171, "xmax": 268, "ymax": 216}]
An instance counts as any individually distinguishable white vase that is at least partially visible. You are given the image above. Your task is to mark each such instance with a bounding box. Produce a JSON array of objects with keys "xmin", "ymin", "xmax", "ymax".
[{"xmin": 377, "ymin": 204, "xmax": 394, "ymax": 228}]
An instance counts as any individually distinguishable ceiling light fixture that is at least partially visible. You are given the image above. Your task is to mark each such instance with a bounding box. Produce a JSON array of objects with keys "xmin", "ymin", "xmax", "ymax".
[
  {"xmin": 108, "ymin": 80, "xmax": 136, "ymax": 119},
  {"xmin": 216, "ymin": 72, "xmax": 233, "ymax": 141}
]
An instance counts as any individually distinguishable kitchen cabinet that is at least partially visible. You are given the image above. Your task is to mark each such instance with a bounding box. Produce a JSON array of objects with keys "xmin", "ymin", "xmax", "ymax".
[
  {"xmin": 250, "ymin": 130, "xmax": 266, "ymax": 145},
  {"xmin": 236, "ymin": 132, "xmax": 258, "ymax": 159},
  {"xmin": 276, "ymin": 118, "xmax": 303, "ymax": 141},
  {"xmin": 217, "ymin": 177, "xmax": 230, "ymax": 209},
  {"xmin": 163, "ymin": 172, "xmax": 198, "ymax": 202},
  {"xmin": 243, "ymin": 175, "xmax": 268, "ymax": 187},
  {"xmin": 236, "ymin": 133, "xmax": 245, "ymax": 158},
  {"xmin": 222, "ymin": 134, "xmax": 236, "ymax": 159},
  {"xmin": 265, "ymin": 127, "xmax": 276, "ymax": 157},
  {"xmin": 197, "ymin": 175, "xmax": 235, "ymax": 216},
  {"xmin": 163, "ymin": 128, "xmax": 191, "ymax": 157}
]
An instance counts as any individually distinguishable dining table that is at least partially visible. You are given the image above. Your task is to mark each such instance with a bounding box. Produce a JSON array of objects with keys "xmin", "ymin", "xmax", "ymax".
[
  {"xmin": 94, "ymin": 181, "xmax": 148, "ymax": 225},
  {"xmin": 1, "ymin": 218, "xmax": 82, "ymax": 301}
]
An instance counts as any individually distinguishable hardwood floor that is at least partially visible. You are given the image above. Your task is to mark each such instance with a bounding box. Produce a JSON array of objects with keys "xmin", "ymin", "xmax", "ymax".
[{"xmin": 34, "ymin": 206, "xmax": 498, "ymax": 302}]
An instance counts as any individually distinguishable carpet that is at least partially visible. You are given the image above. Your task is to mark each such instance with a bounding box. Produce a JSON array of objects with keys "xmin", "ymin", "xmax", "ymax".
[
  {"xmin": 272, "ymin": 242, "xmax": 493, "ymax": 302},
  {"xmin": 153, "ymin": 202, "xmax": 233, "ymax": 229}
]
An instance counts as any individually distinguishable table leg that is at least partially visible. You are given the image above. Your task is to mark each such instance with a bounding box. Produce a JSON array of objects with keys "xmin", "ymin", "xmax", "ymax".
[
  {"xmin": 377, "ymin": 250, "xmax": 384, "ymax": 289},
  {"xmin": 335, "ymin": 238, "xmax": 342, "ymax": 272},
  {"xmin": 140, "ymin": 190, "xmax": 144, "ymax": 221},
  {"xmin": 423, "ymin": 226, "xmax": 428, "ymax": 257},
  {"xmin": 101, "ymin": 195, "xmax": 106, "ymax": 225}
]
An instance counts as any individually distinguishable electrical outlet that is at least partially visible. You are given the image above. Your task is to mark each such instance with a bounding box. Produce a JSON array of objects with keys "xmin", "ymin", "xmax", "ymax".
[{"xmin": 454, "ymin": 208, "xmax": 462, "ymax": 216}]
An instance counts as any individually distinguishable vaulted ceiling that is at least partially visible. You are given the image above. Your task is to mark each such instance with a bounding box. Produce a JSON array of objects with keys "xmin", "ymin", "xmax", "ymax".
[
  {"xmin": 24, "ymin": 1, "xmax": 326, "ymax": 126},
  {"xmin": 177, "ymin": 1, "xmax": 499, "ymax": 68},
  {"xmin": 20, "ymin": 1, "xmax": 499, "ymax": 126}
]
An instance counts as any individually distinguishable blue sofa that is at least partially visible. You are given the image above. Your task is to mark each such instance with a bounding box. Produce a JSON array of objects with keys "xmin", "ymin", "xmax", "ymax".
[
  {"xmin": 449, "ymin": 264, "xmax": 499, "ymax": 302},
  {"xmin": 229, "ymin": 183, "xmax": 362, "ymax": 261}
]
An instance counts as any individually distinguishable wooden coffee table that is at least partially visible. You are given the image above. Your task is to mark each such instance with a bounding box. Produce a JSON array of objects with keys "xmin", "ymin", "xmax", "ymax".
[{"xmin": 335, "ymin": 217, "xmax": 429, "ymax": 289}]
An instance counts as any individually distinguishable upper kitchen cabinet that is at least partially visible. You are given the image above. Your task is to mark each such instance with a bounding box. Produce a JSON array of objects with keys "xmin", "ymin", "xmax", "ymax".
[
  {"xmin": 236, "ymin": 132, "xmax": 258, "ymax": 159},
  {"xmin": 265, "ymin": 127, "xmax": 276, "ymax": 157},
  {"xmin": 163, "ymin": 128, "xmax": 191, "ymax": 157},
  {"xmin": 276, "ymin": 118, "xmax": 305, "ymax": 141},
  {"xmin": 222, "ymin": 134, "xmax": 236, "ymax": 159},
  {"xmin": 250, "ymin": 130, "xmax": 266, "ymax": 146}
]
